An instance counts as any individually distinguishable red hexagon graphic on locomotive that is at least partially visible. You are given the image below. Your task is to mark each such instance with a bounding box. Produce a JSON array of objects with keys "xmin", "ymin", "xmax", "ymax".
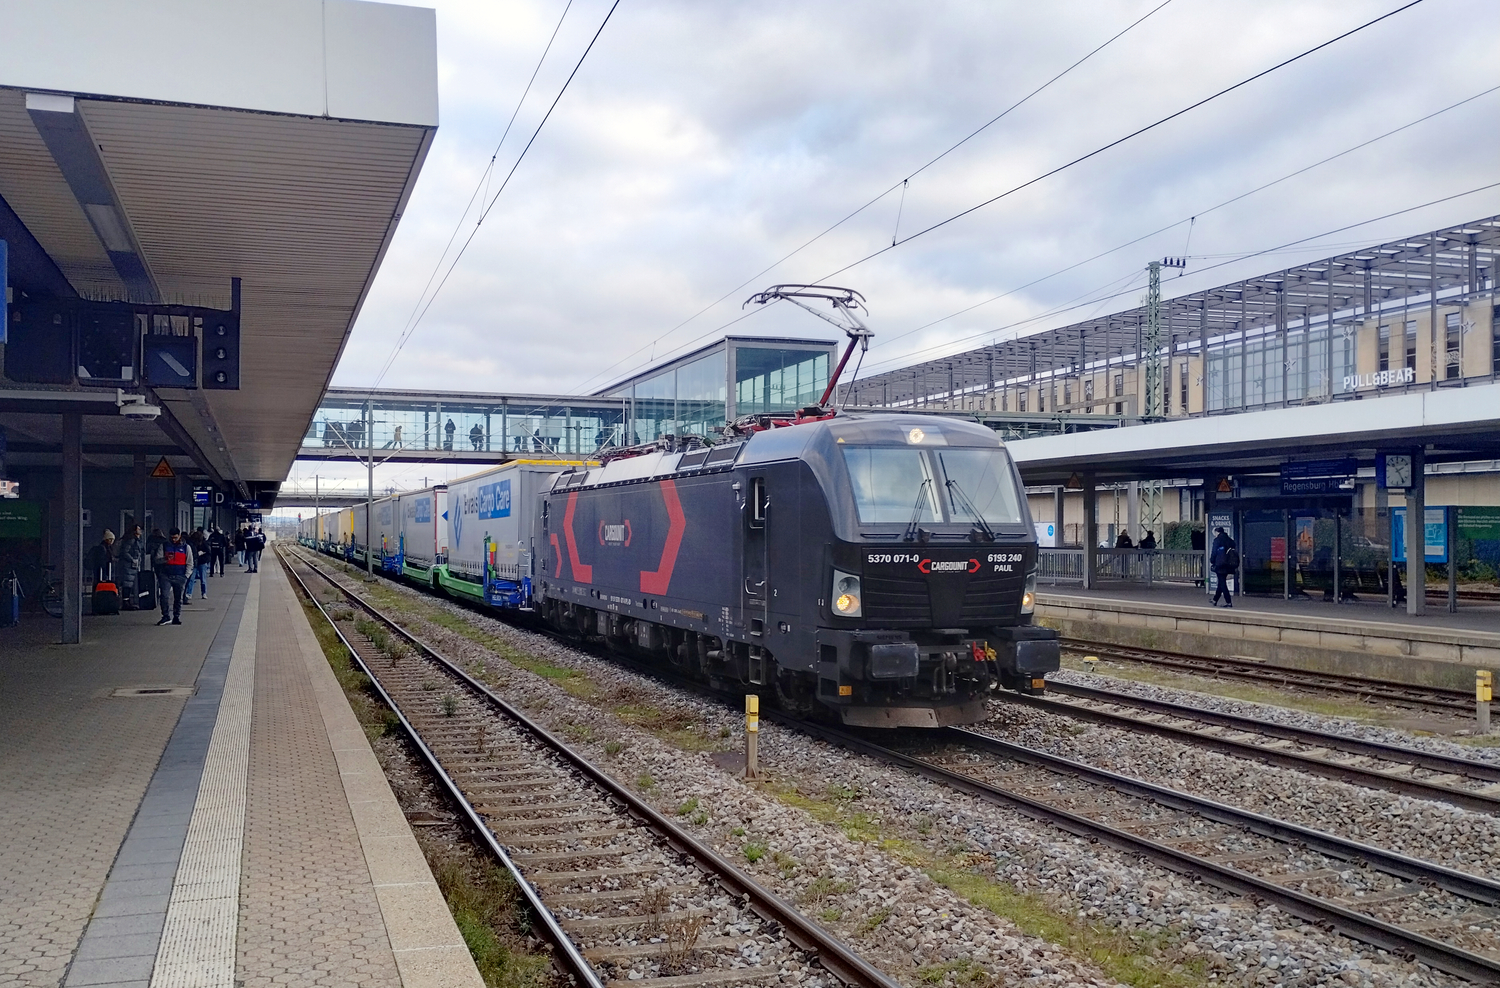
[{"xmin": 548, "ymin": 476, "xmax": 739, "ymax": 605}]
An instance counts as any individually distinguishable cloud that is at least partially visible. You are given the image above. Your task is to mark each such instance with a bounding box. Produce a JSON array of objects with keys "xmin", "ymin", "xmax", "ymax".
[{"xmin": 292, "ymin": 0, "xmax": 1498, "ymax": 495}]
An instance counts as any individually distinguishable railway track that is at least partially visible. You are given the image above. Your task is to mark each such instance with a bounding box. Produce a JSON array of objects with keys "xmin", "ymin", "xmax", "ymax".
[
  {"xmin": 286, "ymin": 544, "xmax": 1500, "ymax": 982},
  {"xmin": 1010, "ymin": 682, "xmax": 1500, "ymax": 815},
  {"xmin": 278, "ymin": 546, "xmax": 900, "ymax": 988},
  {"xmin": 793, "ymin": 719, "xmax": 1500, "ymax": 984},
  {"xmin": 1060, "ymin": 638, "xmax": 1476, "ymax": 714}
]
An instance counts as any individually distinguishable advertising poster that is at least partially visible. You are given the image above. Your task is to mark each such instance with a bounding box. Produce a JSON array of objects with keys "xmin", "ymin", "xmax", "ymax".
[
  {"xmin": 0, "ymin": 500, "xmax": 41, "ymax": 539},
  {"xmin": 1206, "ymin": 510, "xmax": 1234, "ymax": 595},
  {"xmin": 1391, "ymin": 506, "xmax": 1447, "ymax": 564}
]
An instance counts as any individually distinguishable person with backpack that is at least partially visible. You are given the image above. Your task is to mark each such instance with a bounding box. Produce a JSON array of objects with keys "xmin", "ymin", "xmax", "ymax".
[
  {"xmin": 154, "ymin": 528, "xmax": 193, "ymax": 625},
  {"xmin": 186, "ymin": 527, "xmax": 210, "ymax": 600},
  {"xmin": 244, "ymin": 526, "xmax": 266, "ymax": 573},
  {"xmin": 1210, "ymin": 526, "xmax": 1238, "ymax": 607}
]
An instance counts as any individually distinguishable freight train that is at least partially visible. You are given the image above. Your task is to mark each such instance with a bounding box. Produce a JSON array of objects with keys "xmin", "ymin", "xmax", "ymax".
[
  {"xmin": 299, "ymin": 286, "xmax": 1057, "ymax": 726},
  {"xmin": 299, "ymin": 413, "xmax": 1057, "ymax": 727}
]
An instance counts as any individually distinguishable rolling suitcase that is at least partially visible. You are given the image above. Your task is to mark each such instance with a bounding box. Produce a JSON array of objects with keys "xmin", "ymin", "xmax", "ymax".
[
  {"xmin": 138, "ymin": 574, "xmax": 156, "ymax": 611},
  {"xmin": 93, "ymin": 581, "xmax": 121, "ymax": 615}
]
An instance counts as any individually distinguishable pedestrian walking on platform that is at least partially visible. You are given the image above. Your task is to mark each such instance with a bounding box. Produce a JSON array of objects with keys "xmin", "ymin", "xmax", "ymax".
[
  {"xmin": 1210, "ymin": 526, "xmax": 1238, "ymax": 607},
  {"xmin": 245, "ymin": 527, "xmax": 266, "ymax": 573},
  {"xmin": 208, "ymin": 527, "xmax": 229, "ymax": 576},
  {"xmin": 187, "ymin": 527, "xmax": 209, "ymax": 600},
  {"xmin": 116, "ymin": 525, "xmax": 144, "ymax": 610},
  {"xmin": 154, "ymin": 529, "xmax": 192, "ymax": 625}
]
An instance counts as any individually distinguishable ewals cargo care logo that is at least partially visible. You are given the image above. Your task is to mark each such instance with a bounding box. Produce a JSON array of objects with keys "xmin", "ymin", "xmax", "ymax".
[{"xmin": 479, "ymin": 479, "xmax": 511, "ymax": 519}]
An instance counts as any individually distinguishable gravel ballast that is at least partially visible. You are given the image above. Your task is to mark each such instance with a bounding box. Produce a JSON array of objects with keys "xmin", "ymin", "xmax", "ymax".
[{"xmin": 302, "ymin": 553, "xmax": 1489, "ymax": 988}]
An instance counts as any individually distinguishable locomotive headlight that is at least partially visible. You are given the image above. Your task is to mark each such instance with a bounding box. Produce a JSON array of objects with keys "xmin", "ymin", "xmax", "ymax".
[
  {"xmin": 832, "ymin": 570, "xmax": 862, "ymax": 617},
  {"xmin": 1021, "ymin": 570, "xmax": 1037, "ymax": 615}
]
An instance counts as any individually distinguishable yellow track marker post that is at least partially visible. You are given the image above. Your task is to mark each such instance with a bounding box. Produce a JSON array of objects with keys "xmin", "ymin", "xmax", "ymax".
[
  {"xmin": 744, "ymin": 694, "xmax": 760, "ymax": 778},
  {"xmin": 1478, "ymin": 671, "xmax": 1493, "ymax": 735}
]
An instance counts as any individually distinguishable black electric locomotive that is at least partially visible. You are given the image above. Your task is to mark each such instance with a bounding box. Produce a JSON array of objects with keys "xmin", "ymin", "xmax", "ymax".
[{"xmin": 534, "ymin": 408, "xmax": 1058, "ymax": 727}]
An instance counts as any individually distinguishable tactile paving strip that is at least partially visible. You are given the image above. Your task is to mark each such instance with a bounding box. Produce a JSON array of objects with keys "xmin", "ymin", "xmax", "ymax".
[{"xmin": 148, "ymin": 580, "xmax": 259, "ymax": 988}]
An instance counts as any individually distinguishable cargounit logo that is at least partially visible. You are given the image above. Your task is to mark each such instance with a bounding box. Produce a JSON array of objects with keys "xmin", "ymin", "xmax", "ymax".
[{"xmin": 918, "ymin": 558, "xmax": 981, "ymax": 574}]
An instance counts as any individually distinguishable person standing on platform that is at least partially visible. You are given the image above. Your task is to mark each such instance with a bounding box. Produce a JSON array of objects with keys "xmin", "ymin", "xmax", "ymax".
[
  {"xmin": 186, "ymin": 527, "xmax": 209, "ymax": 601},
  {"xmin": 86, "ymin": 530, "xmax": 116, "ymax": 585},
  {"xmin": 235, "ymin": 526, "xmax": 247, "ymax": 566},
  {"xmin": 116, "ymin": 525, "xmax": 144, "ymax": 610},
  {"xmin": 1210, "ymin": 526, "xmax": 1238, "ymax": 607},
  {"xmin": 154, "ymin": 528, "xmax": 192, "ymax": 625},
  {"xmin": 208, "ymin": 527, "xmax": 229, "ymax": 576},
  {"xmin": 245, "ymin": 526, "xmax": 266, "ymax": 573},
  {"xmin": 146, "ymin": 526, "xmax": 166, "ymax": 611}
]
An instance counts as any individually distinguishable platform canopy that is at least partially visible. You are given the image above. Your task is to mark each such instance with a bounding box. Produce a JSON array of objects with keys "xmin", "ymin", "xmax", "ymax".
[
  {"xmin": 0, "ymin": 0, "xmax": 438, "ymax": 504},
  {"xmin": 1008, "ymin": 382, "xmax": 1500, "ymax": 485}
]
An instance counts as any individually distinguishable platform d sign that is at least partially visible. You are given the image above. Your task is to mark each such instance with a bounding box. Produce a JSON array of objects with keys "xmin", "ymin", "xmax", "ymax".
[{"xmin": 150, "ymin": 457, "xmax": 175, "ymax": 480}]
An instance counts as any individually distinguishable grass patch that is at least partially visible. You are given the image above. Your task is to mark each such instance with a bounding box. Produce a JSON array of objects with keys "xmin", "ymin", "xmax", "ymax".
[
  {"xmin": 858, "ymin": 906, "xmax": 892, "ymax": 934},
  {"xmin": 433, "ymin": 855, "xmax": 557, "ymax": 988},
  {"xmin": 917, "ymin": 959, "xmax": 995, "ymax": 986},
  {"xmin": 798, "ymin": 875, "xmax": 852, "ymax": 904},
  {"xmin": 613, "ymin": 702, "xmax": 716, "ymax": 752},
  {"xmin": 1456, "ymin": 733, "xmax": 1500, "ymax": 747},
  {"xmin": 742, "ymin": 842, "xmax": 767, "ymax": 863}
]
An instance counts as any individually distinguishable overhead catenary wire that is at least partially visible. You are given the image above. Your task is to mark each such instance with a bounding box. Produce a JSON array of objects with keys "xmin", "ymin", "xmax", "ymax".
[
  {"xmin": 600, "ymin": 81, "xmax": 1493, "ymax": 398},
  {"xmin": 373, "ymin": 0, "xmax": 623, "ymax": 387},
  {"xmin": 848, "ymin": 83, "xmax": 1498, "ymax": 360},
  {"xmin": 849, "ymin": 181, "xmax": 1500, "ymax": 381},
  {"xmin": 375, "ymin": 0, "xmax": 577, "ymax": 391},
  {"xmin": 565, "ymin": 0, "xmax": 1174, "ymax": 395},
  {"xmin": 812, "ymin": 0, "xmax": 1428, "ymax": 287}
]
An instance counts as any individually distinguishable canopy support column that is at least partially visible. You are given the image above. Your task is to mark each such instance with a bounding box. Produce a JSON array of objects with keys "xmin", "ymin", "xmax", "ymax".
[{"xmin": 62, "ymin": 412, "xmax": 82, "ymax": 644}]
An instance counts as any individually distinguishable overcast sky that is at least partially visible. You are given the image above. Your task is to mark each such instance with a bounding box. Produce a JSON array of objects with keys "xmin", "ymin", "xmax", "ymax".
[{"xmin": 281, "ymin": 0, "xmax": 1500, "ymax": 503}]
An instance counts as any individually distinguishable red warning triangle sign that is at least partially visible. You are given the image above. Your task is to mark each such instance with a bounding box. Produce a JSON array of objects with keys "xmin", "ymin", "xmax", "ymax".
[{"xmin": 150, "ymin": 457, "xmax": 175, "ymax": 479}]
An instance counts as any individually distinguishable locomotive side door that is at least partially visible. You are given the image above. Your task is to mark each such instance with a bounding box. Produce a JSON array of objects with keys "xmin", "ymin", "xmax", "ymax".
[{"xmin": 743, "ymin": 476, "xmax": 769, "ymax": 637}]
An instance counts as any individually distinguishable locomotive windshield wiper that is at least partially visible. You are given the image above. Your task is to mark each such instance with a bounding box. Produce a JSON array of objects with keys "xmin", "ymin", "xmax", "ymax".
[
  {"xmin": 903, "ymin": 479, "xmax": 932, "ymax": 543},
  {"xmin": 945, "ymin": 479, "xmax": 996, "ymax": 543}
]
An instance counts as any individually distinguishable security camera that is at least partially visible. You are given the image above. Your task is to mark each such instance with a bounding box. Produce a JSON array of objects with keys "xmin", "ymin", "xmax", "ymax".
[
  {"xmin": 116, "ymin": 391, "xmax": 163, "ymax": 420},
  {"xmin": 120, "ymin": 402, "xmax": 162, "ymax": 420}
]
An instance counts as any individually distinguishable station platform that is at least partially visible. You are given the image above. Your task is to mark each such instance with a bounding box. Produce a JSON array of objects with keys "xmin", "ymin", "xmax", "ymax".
[
  {"xmin": 0, "ymin": 555, "xmax": 482, "ymax": 988},
  {"xmin": 1036, "ymin": 585, "xmax": 1500, "ymax": 690}
]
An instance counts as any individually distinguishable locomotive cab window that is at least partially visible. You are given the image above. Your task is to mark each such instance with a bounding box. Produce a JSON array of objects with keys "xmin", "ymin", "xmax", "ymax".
[
  {"xmin": 841, "ymin": 447, "xmax": 939, "ymax": 524},
  {"xmin": 935, "ymin": 449, "xmax": 1026, "ymax": 526},
  {"xmin": 750, "ymin": 477, "xmax": 768, "ymax": 527}
]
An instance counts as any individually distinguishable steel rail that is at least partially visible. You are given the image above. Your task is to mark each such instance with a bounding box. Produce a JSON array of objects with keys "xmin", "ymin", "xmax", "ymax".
[
  {"xmin": 1060, "ymin": 637, "xmax": 1474, "ymax": 713},
  {"xmin": 288, "ymin": 542, "xmax": 1500, "ymax": 981},
  {"xmin": 1016, "ymin": 682, "xmax": 1500, "ymax": 815},
  {"xmin": 282, "ymin": 545, "xmax": 902, "ymax": 988},
  {"xmin": 782, "ymin": 715, "xmax": 1500, "ymax": 985},
  {"xmin": 276, "ymin": 546, "xmax": 608, "ymax": 988}
]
